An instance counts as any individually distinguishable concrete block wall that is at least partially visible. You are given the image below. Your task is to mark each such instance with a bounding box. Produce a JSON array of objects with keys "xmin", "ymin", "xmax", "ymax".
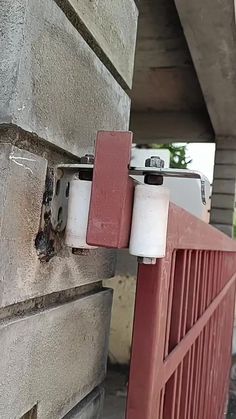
[
  {"xmin": 210, "ymin": 137, "xmax": 236, "ymax": 237},
  {"xmin": 0, "ymin": 0, "xmax": 138, "ymax": 418}
]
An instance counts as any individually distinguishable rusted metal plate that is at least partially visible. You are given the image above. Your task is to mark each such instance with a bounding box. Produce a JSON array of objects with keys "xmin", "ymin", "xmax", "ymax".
[{"xmin": 87, "ymin": 131, "xmax": 134, "ymax": 248}]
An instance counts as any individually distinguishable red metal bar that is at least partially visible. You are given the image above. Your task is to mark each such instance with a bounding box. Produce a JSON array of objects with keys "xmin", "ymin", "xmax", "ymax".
[{"xmin": 87, "ymin": 131, "xmax": 134, "ymax": 248}]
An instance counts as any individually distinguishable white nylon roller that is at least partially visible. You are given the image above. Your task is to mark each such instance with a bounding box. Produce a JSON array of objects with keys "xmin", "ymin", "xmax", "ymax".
[
  {"xmin": 129, "ymin": 184, "xmax": 170, "ymax": 259},
  {"xmin": 65, "ymin": 178, "xmax": 96, "ymax": 249}
]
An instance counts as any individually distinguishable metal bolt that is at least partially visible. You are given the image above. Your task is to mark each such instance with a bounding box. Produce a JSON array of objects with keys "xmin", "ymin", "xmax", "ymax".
[
  {"xmin": 80, "ymin": 154, "xmax": 95, "ymax": 165},
  {"xmin": 79, "ymin": 154, "xmax": 94, "ymax": 181},
  {"xmin": 145, "ymin": 156, "xmax": 165, "ymax": 168},
  {"xmin": 137, "ymin": 257, "xmax": 157, "ymax": 265},
  {"xmin": 144, "ymin": 156, "xmax": 164, "ymax": 185}
]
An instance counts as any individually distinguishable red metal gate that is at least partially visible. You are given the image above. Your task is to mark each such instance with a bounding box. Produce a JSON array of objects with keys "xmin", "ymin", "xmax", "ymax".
[
  {"xmin": 126, "ymin": 204, "xmax": 236, "ymax": 419},
  {"xmin": 86, "ymin": 131, "xmax": 236, "ymax": 419}
]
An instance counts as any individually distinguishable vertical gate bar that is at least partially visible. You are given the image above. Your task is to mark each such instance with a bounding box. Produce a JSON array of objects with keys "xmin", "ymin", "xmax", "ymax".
[
  {"xmin": 179, "ymin": 252, "xmax": 192, "ymax": 419},
  {"xmin": 210, "ymin": 253, "xmax": 222, "ymax": 418},
  {"xmin": 198, "ymin": 252, "xmax": 211, "ymax": 418},
  {"xmin": 163, "ymin": 372, "xmax": 177, "ymax": 419},
  {"xmin": 219, "ymin": 287, "xmax": 236, "ymax": 418},
  {"xmin": 206, "ymin": 253, "xmax": 220, "ymax": 419},
  {"xmin": 208, "ymin": 252, "xmax": 220, "ymax": 418},
  {"xmin": 203, "ymin": 321, "xmax": 212, "ymax": 419},
  {"xmin": 213, "ymin": 255, "xmax": 225, "ymax": 417},
  {"xmin": 216, "ymin": 300, "xmax": 226, "ymax": 417},
  {"xmin": 195, "ymin": 332, "xmax": 204, "ymax": 419},
  {"xmin": 194, "ymin": 251, "xmax": 208, "ymax": 418},
  {"xmin": 218, "ymin": 252, "xmax": 224, "ymax": 294},
  {"xmin": 192, "ymin": 251, "xmax": 203, "ymax": 419},
  {"xmin": 164, "ymin": 251, "xmax": 187, "ymax": 418},
  {"xmin": 205, "ymin": 316, "xmax": 215, "ymax": 419},
  {"xmin": 218, "ymin": 296, "xmax": 229, "ymax": 418},
  {"xmin": 203, "ymin": 252, "xmax": 215, "ymax": 419},
  {"xmin": 212, "ymin": 303, "xmax": 222, "ymax": 418},
  {"xmin": 169, "ymin": 251, "xmax": 187, "ymax": 352},
  {"xmin": 164, "ymin": 251, "xmax": 177, "ymax": 357},
  {"xmin": 220, "ymin": 293, "xmax": 234, "ymax": 418},
  {"xmin": 126, "ymin": 255, "xmax": 172, "ymax": 419},
  {"xmin": 206, "ymin": 317, "xmax": 214, "ymax": 419},
  {"xmin": 163, "ymin": 252, "xmax": 177, "ymax": 419},
  {"xmin": 185, "ymin": 251, "xmax": 199, "ymax": 419},
  {"xmin": 198, "ymin": 326, "xmax": 208, "ymax": 418},
  {"xmin": 181, "ymin": 251, "xmax": 192, "ymax": 337},
  {"xmin": 197, "ymin": 251, "xmax": 210, "ymax": 417},
  {"xmin": 159, "ymin": 388, "xmax": 165, "ymax": 419},
  {"xmin": 180, "ymin": 351, "xmax": 191, "ymax": 419},
  {"xmin": 212, "ymin": 308, "xmax": 220, "ymax": 419},
  {"xmin": 175, "ymin": 363, "xmax": 183, "ymax": 419}
]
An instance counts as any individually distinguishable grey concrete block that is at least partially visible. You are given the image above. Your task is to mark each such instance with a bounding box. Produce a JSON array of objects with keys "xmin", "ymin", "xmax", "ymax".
[
  {"xmin": 0, "ymin": 289, "xmax": 112, "ymax": 419},
  {"xmin": 59, "ymin": 0, "xmax": 138, "ymax": 88},
  {"xmin": 0, "ymin": 144, "xmax": 116, "ymax": 308},
  {"xmin": 215, "ymin": 150, "xmax": 236, "ymax": 165},
  {"xmin": 0, "ymin": 143, "xmax": 47, "ymax": 306},
  {"xmin": 174, "ymin": 0, "xmax": 236, "ymax": 137},
  {"xmin": 217, "ymin": 137, "xmax": 236, "ymax": 150},
  {"xmin": 210, "ymin": 223, "xmax": 233, "ymax": 237},
  {"xmin": 64, "ymin": 387, "xmax": 104, "ymax": 419},
  {"xmin": 212, "ymin": 179, "xmax": 236, "ymax": 195},
  {"xmin": 211, "ymin": 193, "xmax": 235, "ymax": 210},
  {"xmin": 214, "ymin": 164, "xmax": 236, "ymax": 180},
  {"xmin": 0, "ymin": 0, "xmax": 130, "ymax": 157},
  {"xmin": 232, "ymin": 326, "xmax": 236, "ymax": 356},
  {"xmin": 210, "ymin": 208, "xmax": 234, "ymax": 225}
]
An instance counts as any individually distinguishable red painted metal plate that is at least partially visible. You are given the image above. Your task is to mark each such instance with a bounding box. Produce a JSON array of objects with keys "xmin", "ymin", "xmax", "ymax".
[{"xmin": 87, "ymin": 131, "xmax": 134, "ymax": 248}]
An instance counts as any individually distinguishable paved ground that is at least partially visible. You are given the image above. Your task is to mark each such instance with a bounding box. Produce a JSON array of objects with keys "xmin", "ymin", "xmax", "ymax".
[
  {"xmin": 103, "ymin": 370, "xmax": 127, "ymax": 419},
  {"xmin": 228, "ymin": 377, "xmax": 236, "ymax": 418},
  {"xmin": 103, "ymin": 369, "xmax": 236, "ymax": 418}
]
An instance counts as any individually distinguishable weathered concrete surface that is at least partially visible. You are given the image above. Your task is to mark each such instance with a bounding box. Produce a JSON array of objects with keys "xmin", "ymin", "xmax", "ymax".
[
  {"xmin": 130, "ymin": 0, "xmax": 213, "ymax": 143},
  {"xmin": 64, "ymin": 387, "xmax": 104, "ymax": 419},
  {"xmin": 103, "ymin": 370, "xmax": 127, "ymax": 419},
  {"xmin": 174, "ymin": 0, "xmax": 236, "ymax": 136},
  {"xmin": 210, "ymin": 208, "xmax": 234, "ymax": 225},
  {"xmin": 57, "ymin": 0, "xmax": 138, "ymax": 89},
  {"xmin": 104, "ymin": 275, "xmax": 136, "ymax": 365},
  {"xmin": 0, "ymin": 290, "xmax": 112, "ymax": 419},
  {"xmin": 214, "ymin": 165, "xmax": 236, "ymax": 180},
  {"xmin": 211, "ymin": 138, "xmax": 236, "ymax": 237},
  {"xmin": 211, "ymin": 193, "xmax": 235, "ymax": 210},
  {"xmin": 104, "ymin": 250, "xmax": 137, "ymax": 365},
  {"xmin": 0, "ymin": 0, "xmax": 130, "ymax": 157},
  {"xmin": 0, "ymin": 144, "xmax": 116, "ymax": 308},
  {"xmin": 0, "ymin": 143, "xmax": 47, "ymax": 306},
  {"xmin": 130, "ymin": 111, "xmax": 214, "ymax": 143}
]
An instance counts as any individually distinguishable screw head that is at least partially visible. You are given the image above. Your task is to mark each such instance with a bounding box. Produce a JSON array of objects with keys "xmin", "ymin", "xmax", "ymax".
[
  {"xmin": 145, "ymin": 156, "xmax": 164, "ymax": 168},
  {"xmin": 80, "ymin": 154, "xmax": 95, "ymax": 165}
]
